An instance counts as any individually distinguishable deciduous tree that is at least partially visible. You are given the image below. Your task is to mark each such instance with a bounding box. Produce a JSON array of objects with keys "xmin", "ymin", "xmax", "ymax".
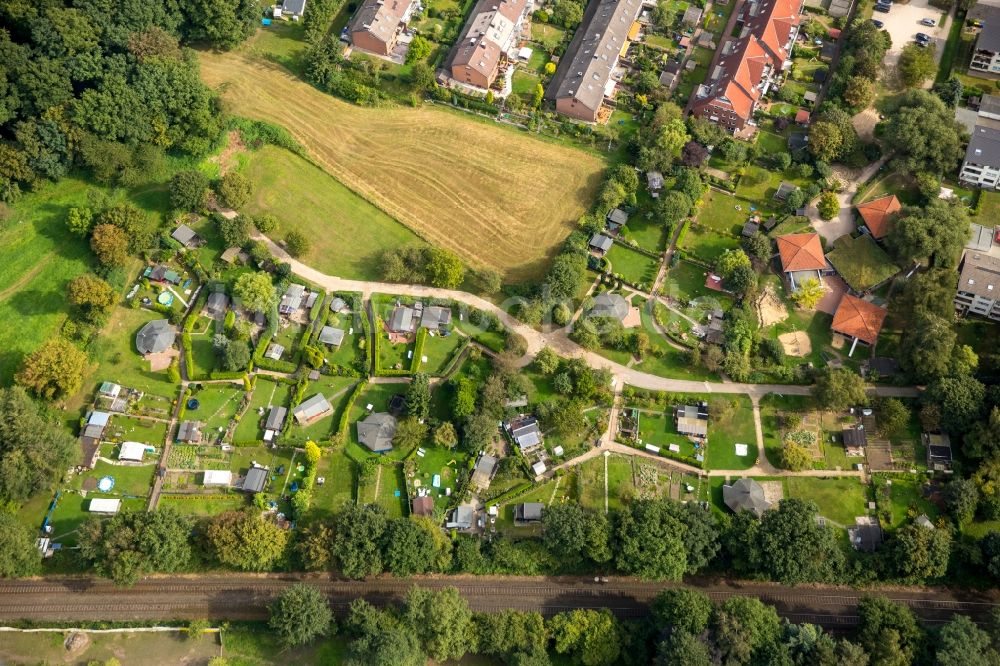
[
  {"xmin": 66, "ymin": 206, "xmax": 93, "ymax": 236},
  {"xmin": 791, "ymin": 277, "xmax": 825, "ymax": 310},
  {"xmin": 0, "ymin": 387, "xmax": 77, "ymax": 501},
  {"xmin": 426, "ymin": 248, "xmax": 465, "ymax": 288},
  {"xmin": 651, "ymin": 588, "xmax": 713, "ymax": 635},
  {"xmin": 406, "ymin": 372, "xmax": 431, "ymax": 420},
  {"xmin": 542, "ymin": 504, "xmax": 612, "ymax": 565},
  {"xmin": 15, "ymin": 337, "xmax": 88, "ymax": 400},
  {"xmin": 0, "ymin": 512, "xmax": 41, "ymax": 578},
  {"xmin": 333, "ymin": 504, "xmax": 388, "ymax": 579},
  {"xmin": 232, "ymin": 271, "xmax": 277, "ymax": 313},
  {"xmin": 548, "ymin": 609, "xmax": 620, "ymax": 666},
  {"xmin": 614, "ymin": 499, "xmax": 688, "ymax": 580},
  {"xmin": 756, "ymin": 498, "xmax": 844, "ymax": 583},
  {"xmin": 812, "ymin": 368, "xmax": 867, "ymax": 411},
  {"xmin": 285, "ymin": 230, "xmax": 309, "ymax": 257},
  {"xmin": 403, "ymin": 586, "xmax": 473, "ymax": 662},
  {"xmin": 204, "ymin": 511, "xmax": 288, "ymax": 571},
  {"xmin": 170, "ymin": 169, "xmax": 209, "ymax": 211},
  {"xmin": 897, "ymin": 43, "xmax": 936, "ymax": 87},
  {"xmin": 890, "ymin": 521, "xmax": 951, "ymax": 580},
  {"xmin": 68, "ymin": 274, "xmax": 116, "ymax": 322},
  {"xmin": 268, "ymin": 583, "xmax": 333, "ymax": 647},
  {"xmin": 891, "ymin": 199, "xmax": 969, "ymax": 268},
  {"xmin": 78, "ymin": 507, "xmax": 193, "ymax": 585},
  {"xmin": 90, "ymin": 223, "xmax": 129, "ymax": 266}
]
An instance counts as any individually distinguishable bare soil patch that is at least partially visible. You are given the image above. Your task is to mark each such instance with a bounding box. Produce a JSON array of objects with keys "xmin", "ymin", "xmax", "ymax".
[
  {"xmin": 778, "ymin": 331, "xmax": 812, "ymax": 357},
  {"xmin": 757, "ymin": 286, "xmax": 788, "ymax": 327}
]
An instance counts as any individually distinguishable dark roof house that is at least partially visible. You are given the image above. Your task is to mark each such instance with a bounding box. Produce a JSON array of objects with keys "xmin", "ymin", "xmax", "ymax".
[
  {"xmin": 171, "ymin": 224, "xmax": 199, "ymax": 247},
  {"xmin": 241, "ymin": 465, "xmax": 269, "ymax": 493},
  {"xmin": 589, "ymin": 292, "xmax": 629, "ymax": 321},
  {"xmin": 412, "ymin": 495, "xmax": 434, "ymax": 516},
  {"xmin": 589, "ymin": 233, "xmax": 614, "ymax": 254},
  {"xmin": 265, "ymin": 406, "xmax": 287, "ymax": 432},
  {"xmin": 357, "ymin": 412, "xmax": 398, "ymax": 453},
  {"xmin": 205, "ymin": 292, "xmax": 229, "ymax": 317},
  {"xmin": 388, "ymin": 305, "xmax": 416, "ymax": 333},
  {"xmin": 421, "ymin": 305, "xmax": 452, "ymax": 329},
  {"xmin": 471, "ymin": 453, "xmax": 499, "ymax": 487},
  {"xmin": 515, "ymin": 502, "xmax": 544, "ymax": 523},
  {"xmin": 136, "ymin": 319, "xmax": 176, "ymax": 355},
  {"xmin": 723, "ymin": 478, "xmax": 771, "ymax": 517},
  {"xmin": 176, "ymin": 420, "xmax": 201, "ymax": 443},
  {"xmin": 507, "ymin": 416, "xmax": 542, "ymax": 452},
  {"xmin": 319, "ymin": 326, "xmax": 346, "ymax": 346}
]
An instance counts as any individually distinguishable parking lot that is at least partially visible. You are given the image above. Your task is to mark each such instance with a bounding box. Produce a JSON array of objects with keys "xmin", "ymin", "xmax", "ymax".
[{"xmin": 876, "ymin": 0, "xmax": 950, "ymax": 67}]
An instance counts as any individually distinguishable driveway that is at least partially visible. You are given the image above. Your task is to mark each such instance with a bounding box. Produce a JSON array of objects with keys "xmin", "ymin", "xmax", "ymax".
[{"xmin": 878, "ymin": 0, "xmax": 951, "ymax": 69}]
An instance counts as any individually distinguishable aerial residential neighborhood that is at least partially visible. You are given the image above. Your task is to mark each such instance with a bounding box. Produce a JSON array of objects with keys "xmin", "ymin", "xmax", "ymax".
[{"xmin": 2, "ymin": 0, "xmax": 1000, "ymax": 662}]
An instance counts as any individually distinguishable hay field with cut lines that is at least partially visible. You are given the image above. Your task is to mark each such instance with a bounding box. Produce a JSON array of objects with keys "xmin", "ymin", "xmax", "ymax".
[{"xmin": 199, "ymin": 50, "xmax": 606, "ymax": 280}]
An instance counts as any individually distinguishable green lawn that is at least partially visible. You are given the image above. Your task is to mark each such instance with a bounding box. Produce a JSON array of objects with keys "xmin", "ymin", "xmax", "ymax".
[
  {"xmin": 159, "ymin": 494, "xmax": 247, "ymax": 517},
  {"xmin": 701, "ymin": 394, "xmax": 757, "ymax": 469},
  {"xmin": 320, "ymin": 310, "xmax": 363, "ymax": 369},
  {"xmin": 0, "ymin": 177, "xmax": 107, "ymax": 385},
  {"xmin": 785, "ymin": 477, "xmax": 869, "ymax": 526},
  {"xmin": 418, "ymin": 330, "xmax": 465, "ymax": 375},
  {"xmin": 633, "ymin": 304, "xmax": 719, "ymax": 381},
  {"xmin": 512, "ymin": 70, "xmax": 540, "ymax": 96},
  {"xmin": 630, "ymin": 409, "xmax": 701, "ymax": 464},
  {"xmin": 697, "ymin": 189, "xmax": 753, "ymax": 235},
  {"xmin": 186, "ymin": 385, "xmax": 244, "ymax": 434},
  {"xmin": 645, "ymin": 34, "xmax": 676, "ymax": 50},
  {"xmin": 241, "ymin": 146, "xmax": 423, "ymax": 281},
  {"xmin": 735, "ymin": 164, "xmax": 812, "ymax": 206},
  {"xmin": 826, "ymin": 235, "xmax": 899, "ymax": 292},
  {"xmin": 81, "ymin": 306, "xmax": 181, "ymax": 404},
  {"xmin": 756, "ymin": 130, "xmax": 787, "ymax": 155},
  {"xmin": 682, "ymin": 224, "xmax": 740, "ymax": 264},
  {"xmin": 874, "ymin": 473, "xmax": 938, "ymax": 530},
  {"xmin": 287, "ymin": 377, "xmax": 357, "ymax": 444},
  {"xmin": 621, "ymin": 213, "xmax": 669, "ymax": 253},
  {"xmin": 978, "ymin": 190, "xmax": 1000, "ymax": 220},
  {"xmin": 234, "ymin": 378, "xmax": 293, "ymax": 442},
  {"xmin": 105, "ymin": 415, "xmax": 168, "ymax": 445},
  {"xmin": 531, "ymin": 23, "xmax": 567, "ymax": 51},
  {"xmin": 46, "ymin": 495, "xmax": 146, "ymax": 546},
  {"xmin": 858, "ymin": 172, "xmax": 922, "ymax": 207},
  {"xmin": 663, "ymin": 260, "xmax": 730, "ymax": 304},
  {"xmin": 71, "ymin": 460, "xmax": 157, "ymax": 498},
  {"xmin": 309, "ymin": 449, "xmax": 356, "ymax": 518},
  {"xmin": 412, "ymin": 445, "xmax": 469, "ymax": 514},
  {"xmin": 605, "ymin": 243, "xmax": 660, "ymax": 287}
]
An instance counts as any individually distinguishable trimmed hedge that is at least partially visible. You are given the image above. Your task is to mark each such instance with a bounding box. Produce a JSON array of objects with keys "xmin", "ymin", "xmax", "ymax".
[
  {"xmin": 336, "ymin": 379, "xmax": 368, "ymax": 444},
  {"xmin": 410, "ymin": 327, "xmax": 428, "ymax": 373}
]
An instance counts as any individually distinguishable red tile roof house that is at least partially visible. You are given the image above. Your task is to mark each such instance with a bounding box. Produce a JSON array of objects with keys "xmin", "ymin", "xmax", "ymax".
[
  {"xmin": 447, "ymin": 0, "xmax": 529, "ymax": 91},
  {"xmin": 831, "ymin": 293, "xmax": 887, "ymax": 357},
  {"xmin": 690, "ymin": 0, "xmax": 804, "ymax": 134},
  {"xmin": 349, "ymin": 0, "xmax": 418, "ymax": 56},
  {"xmin": 776, "ymin": 232, "xmax": 830, "ymax": 291},
  {"xmin": 854, "ymin": 194, "xmax": 901, "ymax": 240}
]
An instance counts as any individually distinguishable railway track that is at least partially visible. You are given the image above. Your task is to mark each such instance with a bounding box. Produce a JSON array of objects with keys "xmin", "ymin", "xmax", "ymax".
[{"xmin": 0, "ymin": 576, "xmax": 996, "ymax": 627}]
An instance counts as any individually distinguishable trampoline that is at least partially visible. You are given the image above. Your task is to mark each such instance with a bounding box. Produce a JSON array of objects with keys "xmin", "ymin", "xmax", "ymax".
[
  {"xmin": 97, "ymin": 476, "xmax": 115, "ymax": 492},
  {"xmin": 157, "ymin": 291, "xmax": 174, "ymax": 306},
  {"xmin": 186, "ymin": 398, "xmax": 200, "ymax": 410}
]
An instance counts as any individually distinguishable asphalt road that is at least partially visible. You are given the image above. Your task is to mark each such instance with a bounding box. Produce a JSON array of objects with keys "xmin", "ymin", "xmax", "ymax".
[{"xmin": 1, "ymin": 575, "xmax": 997, "ymax": 628}]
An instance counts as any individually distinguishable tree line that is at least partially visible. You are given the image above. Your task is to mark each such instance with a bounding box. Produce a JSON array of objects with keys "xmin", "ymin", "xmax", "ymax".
[{"xmin": 258, "ymin": 581, "xmax": 998, "ymax": 666}]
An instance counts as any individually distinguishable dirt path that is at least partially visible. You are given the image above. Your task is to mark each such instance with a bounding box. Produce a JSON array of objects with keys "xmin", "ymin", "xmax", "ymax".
[{"xmin": 0, "ymin": 256, "xmax": 52, "ymax": 302}]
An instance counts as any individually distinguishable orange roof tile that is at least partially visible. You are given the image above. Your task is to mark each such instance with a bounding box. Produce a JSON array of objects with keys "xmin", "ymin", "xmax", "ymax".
[
  {"xmin": 831, "ymin": 294, "xmax": 887, "ymax": 345},
  {"xmin": 776, "ymin": 233, "xmax": 826, "ymax": 272},
  {"xmin": 855, "ymin": 195, "xmax": 901, "ymax": 239}
]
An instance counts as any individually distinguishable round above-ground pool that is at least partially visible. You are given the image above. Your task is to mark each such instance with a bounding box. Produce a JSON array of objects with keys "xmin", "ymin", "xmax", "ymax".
[
  {"xmin": 157, "ymin": 291, "xmax": 174, "ymax": 306},
  {"xmin": 97, "ymin": 476, "xmax": 115, "ymax": 492},
  {"xmin": 187, "ymin": 398, "xmax": 200, "ymax": 410}
]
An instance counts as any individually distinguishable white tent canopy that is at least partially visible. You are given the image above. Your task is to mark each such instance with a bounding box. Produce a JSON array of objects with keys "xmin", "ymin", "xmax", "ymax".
[
  {"xmin": 88, "ymin": 498, "xmax": 121, "ymax": 514},
  {"xmin": 118, "ymin": 441, "xmax": 147, "ymax": 462}
]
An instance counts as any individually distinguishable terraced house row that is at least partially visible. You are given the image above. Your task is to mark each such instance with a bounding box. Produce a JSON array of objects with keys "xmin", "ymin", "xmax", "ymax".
[
  {"xmin": 546, "ymin": 0, "xmax": 644, "ymax": 122},
  {"xmin": 690, "ymin": 0, "xmax": 804, "ymax": 134}
]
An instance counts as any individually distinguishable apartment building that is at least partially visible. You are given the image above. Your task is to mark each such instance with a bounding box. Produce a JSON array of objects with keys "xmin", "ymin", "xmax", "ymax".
[
  {"xmin": 349, "ymin": 0, "xmax": 417, "ymax": 56},
  {"xmin": 969, "ymin": 0, "xmax": 1000, "ymax": 74},
  {"xmin": 546, "ymin": 0, "xmax": 643, "ymax": 122},
  {"xmin": 960, "ymin": 124, "xmax": 1000, "ymax": 190},
  {"xmin": 447, "ymin": 0, "xmax": 529, "ymax": 90},
  {"xmin": 955, "ymin": 251, "xmax": 1000, "ymax": 321}
]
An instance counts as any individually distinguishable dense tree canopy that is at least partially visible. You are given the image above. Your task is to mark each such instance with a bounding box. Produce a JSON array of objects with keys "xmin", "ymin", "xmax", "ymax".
[
  {"xmin": 881, "ymin": 90, "xmax": 967, "ymax": 175},
  {"xmin": 232, "ymin": 271, "xmax": 277, "ymax": 313},
  {"xmin": 812, "ymin": 368, "xmax": 867, "ymax": 411},
  {"xmin": 15, "ymin": 337, "xmax": 88, "ymax": 400},
  {"xmin": 404, "ymin": 586, "xmax": 473, "ymax": 663},
  {"xmin": 78, "ymin": 507, "xmax": 193, "ymax": 585},
  {"xmin": 891, "ymin": 200, "xmax": 969, "ymax": 268},
  {"xmin": 204, "ymin": 510, "xmax": 288, "ymax": 571},
  {"xmin": 268, "ymin": 583, "xmax": 333, "ymax": 647},
  {"xmin": 0, "ymin": 512, "xmax": 42, "ymax": 578},
  {"xmin": 0, "ymin": 388, "xmax": 77, "ymax": 502},
  {"xmin": 333, "ymin": 503, "xmax": 388, "ymax": 579}
]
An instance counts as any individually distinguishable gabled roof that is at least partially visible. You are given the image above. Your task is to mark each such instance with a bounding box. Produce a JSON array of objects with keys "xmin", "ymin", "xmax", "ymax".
[
  {"xmin": 723, "ymin": 478, "xmax": 770, "ymax": 517},
  {"xmin": 449, "ymin": 0, "xmax": 527, "ymax": 80},
  {"xmin": 350, "ymin": 0, "xmax": 414, "ymax": 43},
  {"xmin": 389, "ymin": 305, "xmax": 415, "ymax": 332},
  {"xmin": 589, "ymin": 233, "xmax": 613, "ymax": 252},
  {"xmin": 206, "ymin": 291, "xmax": 229, "ymax": 313},
  {"xmin": 412, "ymin": 495, "xmax": 434, "ymax": 516},
  {"xmin": 241, "ymin": 466, "xmax": 268, "ymax": 493},
  {"xmin": 176, "ymin": 420, "xmax": 201, "ymax": 442},
  {"xmin": 546, "ymin": 0, "xmax": 643, "ymax": 112},
  {"xmin": 265, "ymin": 406, "xmax": 287, "ymax": 431},
  {"xmin": 958, "ymin": 252, "xmax": 1000, "ymax": 299},
  {"xmin": 776, "ymin": 233, "xmax": 826, "ymax": 272},
  {"xmin": 421, "ymin": 305, "xmax": 452, "ymax": 329},
  {"xmin": 293, "ymin": 394, "xmax": 333, "ymax": 424},
  {"xmin": 832, "ymin": 294, "xmax": 886, "ymax": 345},
  {"xmin": 855, "ymin": 195, "xmax": 901, "ymax": 239},
  {"xmin": 357, "ymin": 412, "xmax": 397, "ymax": 452},
  {"xmin": 171, "ymin": 224, "xmax": 198, "ymax": 246},
  {"xmin": 319, "ymin": 326, "xmax": 346, "ymax": 346},
  {"xmin": 283, "ymin": 0, "xmax": 307, "ymax": 14}
]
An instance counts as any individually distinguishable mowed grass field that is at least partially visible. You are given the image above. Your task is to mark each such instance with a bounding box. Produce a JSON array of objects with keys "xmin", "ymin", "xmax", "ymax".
[
  {"xmin": 0, "ymin": 178, "xmax": 94, "ymax": 384},
  {"xmin": 199, "ymin": 47, "xmax": 606, "ymax": 281},
  {"xmin": 241, "ymin": 146, "xmax": 423, "ymax": 280}
]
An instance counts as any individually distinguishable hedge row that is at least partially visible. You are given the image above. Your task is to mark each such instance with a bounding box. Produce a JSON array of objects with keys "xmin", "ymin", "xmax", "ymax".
[
  {"xmin": 336, "ymin": 379, "xmax": 369, "ymax": 444},
  {"xmin": 612, "ymin": 237, "xmax": 661, "ymax": 260},
  {"xmin": 617, "ymin": 438, "xmax": 703, "ymax": 469},
  {"xmin": 410, "ymin": 327, "xmax": 428, "ymax": 373}
]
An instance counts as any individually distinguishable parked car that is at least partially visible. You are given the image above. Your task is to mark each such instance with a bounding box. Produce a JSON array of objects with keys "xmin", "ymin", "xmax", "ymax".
[
  {"xmin": 874, "ymin": 3, "xmax": 890, "ymax": 12},
  {"xmin": 916, "ymin": 32, "xmax": 931, "ymax": 42},
  {"xmin": 920, "ymin": 17, "xmax": 936, "ymax": 26},
  {"xmin": 872, "ymin": 19, "xmax": 884, "ymax": 27}
]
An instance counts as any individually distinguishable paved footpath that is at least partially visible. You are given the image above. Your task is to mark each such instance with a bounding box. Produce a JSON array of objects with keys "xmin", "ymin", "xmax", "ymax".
[{"xmin": 254, "ymin": 232, "xmax": 919, "ymax": 400}]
